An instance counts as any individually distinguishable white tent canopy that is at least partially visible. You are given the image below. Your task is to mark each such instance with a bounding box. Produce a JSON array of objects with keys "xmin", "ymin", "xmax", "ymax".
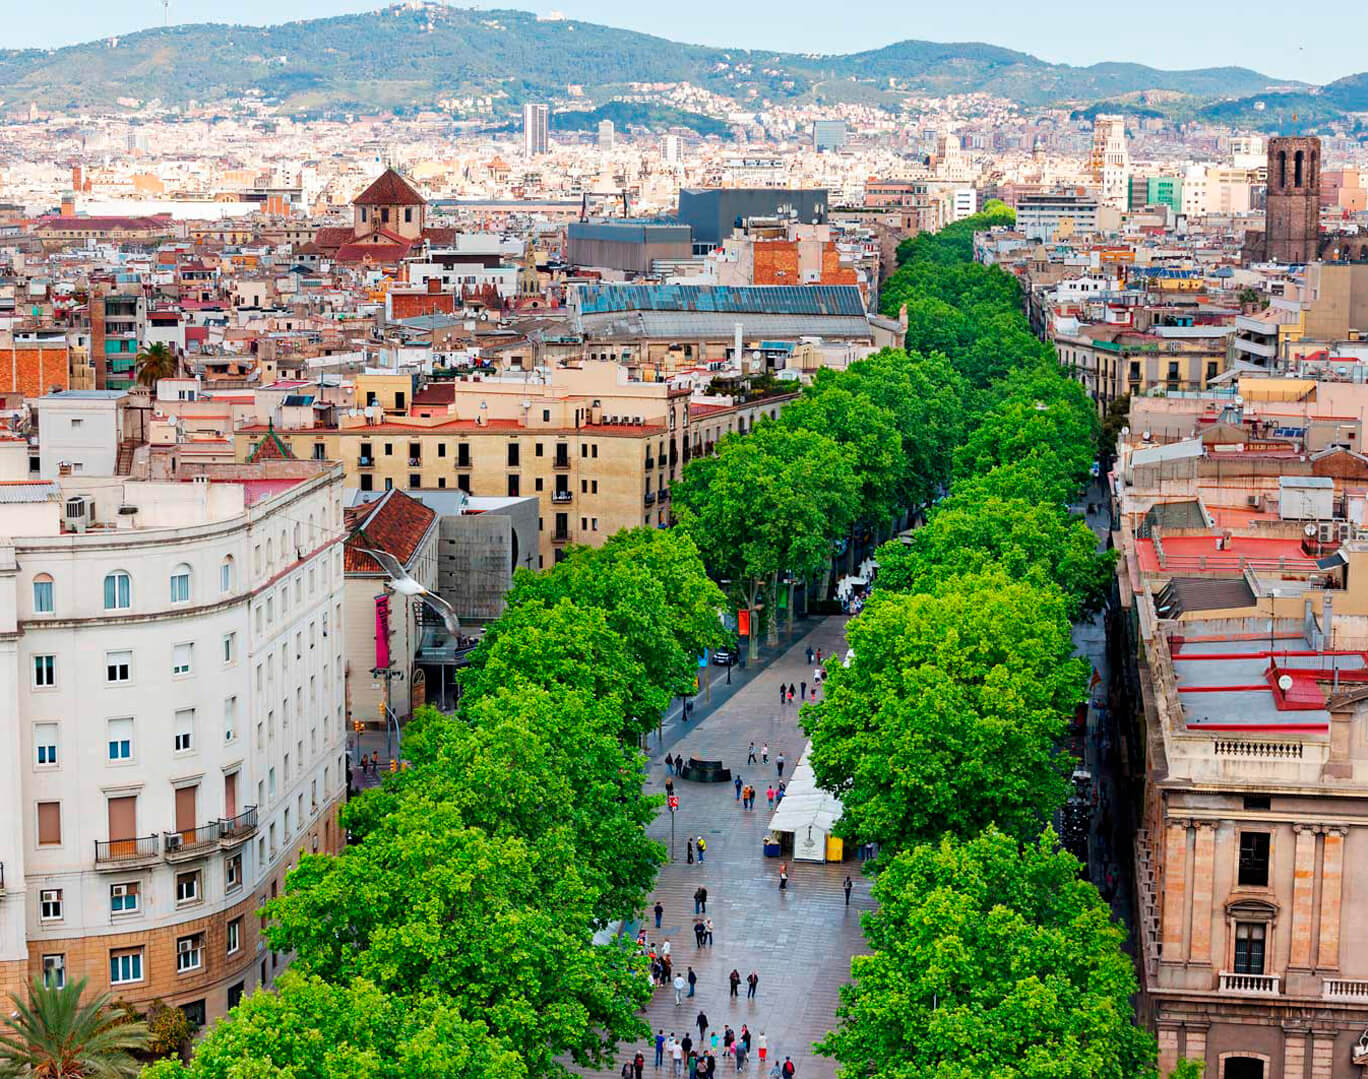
[{"xmin": 767, "ymin": 742, "xmax": 843, "ymax": 861}]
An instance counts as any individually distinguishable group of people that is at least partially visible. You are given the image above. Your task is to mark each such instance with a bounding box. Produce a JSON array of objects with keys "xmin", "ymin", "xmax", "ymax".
[
  {"xmin": 779, "ymin": 679, "xmax": 820, "ymax": 707},
  {"xmin": 686, "ymin": 835, "xmax": 708, "ymax": 863},
  {"xmin": 354, "ymin": 750, "xmax": 382, "ymax": 777},
  {"xmin": 639, "ymin": 1023, "xmax": 797, "ymax": 1078}
]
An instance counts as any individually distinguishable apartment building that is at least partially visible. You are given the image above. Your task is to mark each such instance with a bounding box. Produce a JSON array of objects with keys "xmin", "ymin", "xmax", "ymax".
[
  {"xmin": 0, "ymin": 461, "xmax": 349, "ymax": 1025},
  {"xmin": 1055, "ymin": 326, "xmax": 1232, "ymax": 414},
  {"xmin": 1112, "ymin": 414, "xmax": 1368, "ymax": 1078}
]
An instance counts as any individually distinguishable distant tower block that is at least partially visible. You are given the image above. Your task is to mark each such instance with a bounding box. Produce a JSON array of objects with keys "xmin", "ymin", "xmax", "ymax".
[{"xmin": 1266, "ymin": 135, "xmax": 1320, "ymax": 263}]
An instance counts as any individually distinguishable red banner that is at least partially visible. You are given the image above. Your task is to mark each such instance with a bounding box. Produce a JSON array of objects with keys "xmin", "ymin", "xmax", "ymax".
[
  {"xmin": 374, "ymin": 594, "xmax": 391, "ymax": 669},
  {"xmin": 738, "ymin": 608, "xmax": 751, "ymax": 636}
]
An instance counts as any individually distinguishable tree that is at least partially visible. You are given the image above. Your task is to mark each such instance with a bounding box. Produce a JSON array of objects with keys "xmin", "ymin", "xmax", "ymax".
[
  {"xmin": 0, "ymin": 977, "xmax": 149, "ymax": 1079},
  {"xmin": 954, "ymin": 390, "xmax": 1097, "ymax": 490},
  {"xmin": 804, "ymin": 572, "xmax": 1083, "ymax": 853},
  {"xmin": 948, "ymin": 452, "xmax": 1084, "ymax": 508},
  {"xmin": 817, "ymin": 828, "xmax": 1156, "ymax": 1079},
  {"xmin": 873, "ymin": 495, "xmax": 1115, "ymax": 620},
  {"xmin": 133, "ymin": 341, "xmax": 177, "ymax": 387},
  {"xmin": 141, "ymin": 974, "xmax": 527, "ymax": 1079},
  {"xmin": 674, "ymin": 423, "xmax": 859, "ymax": 657}
]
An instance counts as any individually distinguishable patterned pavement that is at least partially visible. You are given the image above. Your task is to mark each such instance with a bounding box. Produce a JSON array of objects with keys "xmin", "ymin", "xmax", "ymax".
[{"xmin": 591, "ymin": 616, "xmax": 869, "ymax": 1079}]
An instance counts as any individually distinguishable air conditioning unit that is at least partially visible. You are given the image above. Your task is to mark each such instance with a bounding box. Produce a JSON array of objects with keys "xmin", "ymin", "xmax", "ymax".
[
  {"xmin": 40, "ymin": 889, "xmax": 59, "ymax": 904},
  {"xmin": 177, "ymin": 938, "xmax": 195, "ymax": 955},
  {"xmin": 64, "ymin": 495, "xmax": 93, "ymax": 533},
  {"xmin": 111, "ymin": 884, "xmax": 129, "ymax": 899},
  {"xmin": 165, "ymin": 833, "xmax": 182, "ymax": 852}
]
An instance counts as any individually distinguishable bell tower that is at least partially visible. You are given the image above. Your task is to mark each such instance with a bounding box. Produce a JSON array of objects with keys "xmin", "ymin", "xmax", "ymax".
[{"xmin": 1265, "ymin": 135, "xmax": 1320, "ymax": 264}]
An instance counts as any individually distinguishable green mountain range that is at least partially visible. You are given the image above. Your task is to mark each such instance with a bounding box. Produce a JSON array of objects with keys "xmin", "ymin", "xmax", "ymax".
[{"xmin": 0, "ymin": 4, "xmax": 1322, "ymax": 121}]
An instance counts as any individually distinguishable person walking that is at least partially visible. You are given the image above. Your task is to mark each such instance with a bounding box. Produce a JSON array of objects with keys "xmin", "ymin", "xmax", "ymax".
[
  {"xmin": 800, "ymin": 681, "xmax": 806, "ymax": 702},
  {"xmin": 776, "ymin": 753, "xmax": 785, "ymax": 779},
  {"xmin": 665, "ymin": 776, "xmax": 675, "ymax": 798},
  {"xmin": 666, "ymin": 753, "xmax": 675, "ymax": 776},
  {"xmin": 688, "ymin": 1054, "xmax": 699, "ymax": 1079},
  {"xmin": 765, "ymin": 784, "xmax": 774, "ymax": 808},
  {"xmin": 779, "ymin": 864, "xmax": 789, "ymax": 892},
  {"xmin": 806, "ymin": 646, "xmax": 814, "ymax": 664},
  {"xmin": 705, "ymin": 917, "xmax": 715, "ymax": 946},
  {"xmin": 843, "ymin": 876, "xmax": 853, "ymax": 906},
  {"xmin": 624, "ymin": 1059, "xmax": 636, "ymax": 1077},
  {"xmin": 747, "ymin": 742, "xmax": 757, "ymax": 764},
  {"xmin": 728, "ymin": 969, "xmax": 741, "ymax": 999},
  {"xmin": 655, "ymin": 901, "xmax": 665, "ymax": 928},
  {"xmin": 734, "ymin": 775, "xmax": 743, "ymax": 801},
  {"xmin": 761, "ymin": 743, "xmax": 769, "ymax": 764},
  {"xmin": 682, "ymin": 1035, "xmax": 692, "ymax": 1059},
  {"xmin": 696, "ymin": 1011, "xmax": 709, "ymax": 1041},
  {"xmin": 741, "ymin": 1028, "xmax": 752, "ymax": 1055},
  {"xmin": 787, "ymin": 684, "xmax": 795, "ymax": 703},
  {"xmin": 635, "ymin": 1051, "xmax": 646, "ymax": 1079},
  {"xmin": 757, "ymin": 1033, "xmax": 767, "ymax": 1069},
  {"xmin": 662, "ymin": 939, "xmax": 671, "ymax": 960},
  {"xmin": 778, "ymin": 683, "xmax": 786, "ymax": 708},
  {"xmin": 746, "ymin": 971, "xmax": 758, "ymax": 999},
  {"xmin": 694, "ymin": 917, "xmax": 706, "ymax": 947},
  {"xmin": 687, "ymin": 838, "xmax": 695, "ymax": 864},
  {"xmin": 781, "ymin": 1056, "xmax": 795, "ymax": 1078},
  {"xmin": 815, "ymin": 648, "xmax": 823, "ymax": 665},
  {"xmin": 687, "ymin": 966, "xmax": 697, "ymax": 997},
  {"xmin": 674, "ymin": 972, "xmax": 686, "ymax": 1005},
  {"xmin": 673, "ymin": 1039, "xmax": 685, "ymax": 1076},
  {"xmin": 694, "ymin": 887, "xmax": 705, "ymax": 915},
  {"xmin": 656, "ymin": 1030, "xmax": 666, "ymax": 1069},
  {"xmin": 697, "ymin": 836, "xmax": 707, "ymax": 863}
]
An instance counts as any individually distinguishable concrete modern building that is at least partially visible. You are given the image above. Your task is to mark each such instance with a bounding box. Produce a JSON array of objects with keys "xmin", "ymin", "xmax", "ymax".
[
  {"xmin": 0, "ymin": 461, "xmax": 349, "ymax": 1025},
  {"xmin": 677, "ymin": 189, "xmax": 828, "ymax": 252},
  {"xmin": 1016, "ymin": 192, "xmax": 1101, "ymax": 241},
  {"xmin": 522, "ymin": 103, "xmax": 549, "ymax": 158},
  {"xmin": 566, "ymin": 221, "xmax": 694, "ymax": 273},
  {"xmin": 812, "ymin": 120, "xmax": 847, "ymax": 153},
  {"xmin": 34, "ymin": 390, "xmax": 131, "ymax": 479}
]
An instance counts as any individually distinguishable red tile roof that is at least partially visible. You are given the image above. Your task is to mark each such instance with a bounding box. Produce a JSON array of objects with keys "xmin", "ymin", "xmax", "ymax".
[
  {"xmin": 335, "ymin": 242, "xmax": 412, "ymax": 264},
  {"xmin": 344, "ymin": 488, "xmax": 437, "ymax": 573},
  {"xmin": 353, "ymin": 168, "xmax": 425, "ymax": 207},
  {"xmin": 313, "ymin": 226, "xmax": 355, "ymax": 252}
]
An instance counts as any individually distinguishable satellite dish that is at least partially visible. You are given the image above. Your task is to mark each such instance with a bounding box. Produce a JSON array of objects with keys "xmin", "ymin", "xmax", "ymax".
[{"xmin": 1278, "ymin": 674, "xmax": 1294, "ymax": 692}]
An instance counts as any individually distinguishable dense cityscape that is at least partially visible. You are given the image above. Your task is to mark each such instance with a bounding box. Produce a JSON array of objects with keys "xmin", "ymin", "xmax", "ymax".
[{"xmin": 4, "ymin": 3, "xmax": 1368, "ymax": 1077}]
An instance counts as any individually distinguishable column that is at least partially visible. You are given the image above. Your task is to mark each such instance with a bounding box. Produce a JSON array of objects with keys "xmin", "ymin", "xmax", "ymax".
[
  {"xmin": 1183, "ymin": 1024, "xmax": 1208, "ymax": 1067},
  {"xmin": 1288, "ymin": 824, "xmax": 1318, "ymax": 971},
  {"xmin": 1283, "ymin": 1027, "xmax": 1308, "ymax": 1079},
  {"xmin": 1315, "ymin": 828, "xmax": 1345, "ymax": 972},
  {"xmin": 1161, "ymin": 819, "xmax": 1190, "ymax": 962},
  {"xmin": 1189, "ymin": 823, "xmax": 1216, "ymax": 965},
  {"xmin": 1311, "ymin": 1030, "xmax": 1336, "ymax": 1079},
  {"xmin": 1157, "ymin": 1023, "xmax": 1180, "ymax": 1076}
]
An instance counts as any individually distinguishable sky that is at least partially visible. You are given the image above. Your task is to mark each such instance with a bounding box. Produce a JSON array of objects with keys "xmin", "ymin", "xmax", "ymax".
[{"xmin": 5, "ymin": 0, "xmax": 1363, "ymax": 85}]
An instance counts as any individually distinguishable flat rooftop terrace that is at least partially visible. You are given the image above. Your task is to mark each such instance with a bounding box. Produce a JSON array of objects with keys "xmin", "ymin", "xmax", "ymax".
[{"xmin": 1170, "ymin": 634, "xmax": 1368, "ymax": 733}]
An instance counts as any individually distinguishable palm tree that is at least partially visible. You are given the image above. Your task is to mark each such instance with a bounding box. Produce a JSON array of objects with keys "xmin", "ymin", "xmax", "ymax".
[
  {"xmin": 0, "ymin": 977, "xmax": 149, "ymax": 1078},
  {"xmin": 133, "ymin": 341, "xmax": 177, "ymax": 388}
]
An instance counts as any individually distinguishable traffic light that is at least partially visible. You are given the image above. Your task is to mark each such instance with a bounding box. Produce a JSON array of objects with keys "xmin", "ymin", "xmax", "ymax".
[{"xmin": 352, "ymin": 720, "xmax": 364, "ymax": 735}]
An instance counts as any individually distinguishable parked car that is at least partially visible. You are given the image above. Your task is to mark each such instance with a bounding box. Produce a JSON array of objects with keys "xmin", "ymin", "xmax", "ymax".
[{"xmin": 711, "ymin": 647, "xmax": 738, "ymax": 666}]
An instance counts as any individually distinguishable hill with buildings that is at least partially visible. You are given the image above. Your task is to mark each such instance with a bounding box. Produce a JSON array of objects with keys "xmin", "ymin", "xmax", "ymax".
[{"xmin": 0, "ymin": 4, "xmax": 1314, "ymax": 117}]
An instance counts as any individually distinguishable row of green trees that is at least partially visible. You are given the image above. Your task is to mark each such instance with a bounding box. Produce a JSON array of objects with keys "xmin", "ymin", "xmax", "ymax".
[
  {"xmin": 798, "ymin": 209, "xmax": 1160, "ymax": 1078},
  {"xmin": 147, "ymin": 529, "xmax": 731, "ymax": 1078}
]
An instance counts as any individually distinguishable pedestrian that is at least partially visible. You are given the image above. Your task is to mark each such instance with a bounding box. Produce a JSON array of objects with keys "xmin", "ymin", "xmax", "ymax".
[
  {"xmin": 776, "ymin": 782, "xmax": 785, "ymax": 805},
  {"xmin": 666, "ymin": 1034, "xmax": 676, "ymax": 1063},
  {"xmin": 682, "ymin": 1035, "xmax": 692, "ymax": 1058},
  {"xmin": 697, "ymin": 836, "xmax": 707, "ymax": 863},
  {"xmin": 734, "ymin": 775, "xmax": 743, "ymax": 801},
  {"xmin": 656, "ymin": 1030, "xmax": 666, "ymax": 1069},
  {"xmin": 733, "ymin": 1041, "xmax": 744, "ymax": 1072},
  {"xmin": 655, "ymin": 901, "xmax": 664, "ymax": 928},
  {"xmin": 688, "ymin": 1054, "xmax": 698, "ymax": 1079},
  {"xmin": 741, "ymin": 1028, "xmax": 751, "ymax": 1054},
  {"xmin": 662, "ymin": 938, "xmax": 672, "ymax": 960},
  {"xmin": 800, "ymin": 681, "xmax": 806, "ymax": 701},
  {"xmin": 710, "ymin": 1031, "xmax": 719, "ymax": 1054},
  {"xmin": 674, "ymin": 972, "xmax": 686, "ymax": 1005},
  {"xmin": 747, "ymin": 742, "xmax": 757, "ymax": 764},
  {"xmin": 761, "ymin": 743, "xmax": 769, "ymax": 763},
  {"xmin": 728, "ymin": 969, "xmax": 741, "ymax": 999},
  {"xmin": 694, "ymin": 917, "xmax": 705, "ymax": 946},
  {"xmin": 695, "ymin": 887, "xmax": 706, "ymax": 914},
  {"xmin": 666, "ymin": 753, "xmax": 675, "ymax": 776},
  {"xmin": 705, "ymin": 917, "xmax": 715, "ymax": 945},
  {"xmin": 843, "ymin": 875, "xmax": 853, "ymax": 906},
  {"xmin": 746, "ymin": 971, "xmax": 758, "ymax": 999},
  {"xmin": 673, "ymin": 1039, "xmax": 685, "ymax": 1076},
  {"xmin": 687, "ymin": 838, "xmax": 695, "ymax": 864},
  {"xmin": 816, "ymin": 648, "xmax": 823, "ymax": 664},
  {"xmin": 666, "ymin": 776, "xmax": 675, "ymax": 798},
  {"xmin": 779, "ymin": 863, "xmax": 788, "ymax": 891},
  {"xmin": 723, "ymin": 1026, "xmax": 734, "ymax": 1049},
  {"xmin": 787, "ymin": 683, "xmax": 795, "ymax": 703},
  {"xmin": 757, "ymin": 1033, "xmax": 767, "ymax": 1068},
  {"xmin": 635, "ymin": 1051, "xmax": 645, "ymax": 1079},
  {"xmin": 624, "ymin": 1060, "xmax": 635, "ymax": 1077},
  {"xmin": 370, "ymin": 751, "xmax": 379, "ymax": 774},
  {"xmin": 778, "ymin": 683, "xmax": 786, "ymax": 708},
  {"xmin": 766, "ymin": 785, "xmax": 775, "ymax": 808},
  {"xmin": 688, "ymin": 966, "xmax": 697, "ymax": 997},
  {"xmin": 776, "ymin": 752, "xmax": 785, "ymax": 778},
  {"xmin": 782, "ymin": 1057, "xmax": 795, "ymax": 1078},
  {"xmin": 806, "ymin": 646, "xmax": 814, "ymax": 663},
  {"xmin": 696, "ymin": 1011, "xmax": 709, "ymax": 1040}
]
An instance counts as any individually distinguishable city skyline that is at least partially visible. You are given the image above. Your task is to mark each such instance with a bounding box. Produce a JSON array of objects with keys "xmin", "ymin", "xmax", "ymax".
[{"xmin": 3, "ymin": 0, "xmax": 1363, "ymax": 85}]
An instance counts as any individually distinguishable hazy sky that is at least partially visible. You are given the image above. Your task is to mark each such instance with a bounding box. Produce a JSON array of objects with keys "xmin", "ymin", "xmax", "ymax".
[{"xmin": 6, "ymin": 0, "xmax": 1362, "ymax": 85}]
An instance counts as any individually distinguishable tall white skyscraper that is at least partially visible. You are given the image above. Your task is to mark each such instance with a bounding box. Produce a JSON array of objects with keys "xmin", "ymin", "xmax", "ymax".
[
  {"xmin": 597, "ymin": 119, "xmax": 615, "ymax": 152},
  {"xmin": 522, "ymin": 103, "xmax": 549, "ymax": 157},
  {"xmin": 661, "ymin": 134, "xmax": 683, "ymax": 166}
]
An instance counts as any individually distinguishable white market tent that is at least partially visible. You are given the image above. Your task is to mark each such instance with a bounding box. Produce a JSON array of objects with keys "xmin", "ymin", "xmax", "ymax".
[{"xmin": 766, "ymin": 742, "xmax": 844, "ymax": 862}]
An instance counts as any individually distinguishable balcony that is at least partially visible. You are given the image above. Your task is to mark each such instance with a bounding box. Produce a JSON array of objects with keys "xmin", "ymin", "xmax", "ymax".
[
  {"xmin": 1324, "ymin": 979, "xmax": 1368, "ymax": 1002},
  {"xmin": 164, "ymin": 822, "xmax": 222, "ymax": 862},
  {"xmin": 455, "ymin": 456, "xmax": 472, "ymax": 469},
  {"xmin": 553, "ymin": 457, "xmax": 571, "ymax": 470},
  {"xmin": 94, "ymin": 836, "xmax": 160, "ymax": 869},
  {"xmin": 358, "ymin": 455, "xmax": 374, "ymax": 467},
  {"xmin": 1219, "ymin": 972, "xmax": 1280, "ymax": 996},
  {"xmin": 551, "ymin": 490, "xmax": 573, "ymax": 504},
  {"xmin": 645, "ymin": 457, "xmax": 656, "ymax": 470},
  {"xmin": 220, "ymin": 806, "xmax": 259, "ymax": 848},
  {"xmin": 644, "ymin": 491, "xmax": 657, "ymax": 506},
  {"xmin": 551, "ymin": 531, "xmax": 571, "ymax": 545},
  {"xmin": 408, "ymin": 457, "xmax": 421, "ymax": 467},
  {"xmin": 658, "ymin": 487, "xmax": 670, "ymax": 503}
]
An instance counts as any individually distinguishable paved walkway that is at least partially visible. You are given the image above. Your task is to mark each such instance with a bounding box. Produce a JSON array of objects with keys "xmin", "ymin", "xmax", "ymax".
[{"xmin": 592, "ymin": 616, "xmax": 869, "ymax": 1079}]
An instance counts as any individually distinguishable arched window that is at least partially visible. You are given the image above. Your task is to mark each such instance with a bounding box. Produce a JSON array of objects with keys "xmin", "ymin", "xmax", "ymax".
[
  {"xmin": 103, "ymin": 571, "xmax": 131, "ymax": 611},
  {"xmin": 32, "ymin": 573, "xmax": 54, "ymax": 614},
  {"xmin": 266, "ymin": 537, "xmax": 275, "ymax": 568},
  {"xmin": 170, "ymin": 563, "xmax": 191, "ymax": 604},
  {"xmin": 1294, "ymin": 150, "xmax": 1305, "ymax": 187},
  {"xmin": 1278, "ymin": 150, "xmax": 1287, "ymax": 188},
  {"xmin": 220, "ymin": 556, "xmax": 235, "ymax": 594}
]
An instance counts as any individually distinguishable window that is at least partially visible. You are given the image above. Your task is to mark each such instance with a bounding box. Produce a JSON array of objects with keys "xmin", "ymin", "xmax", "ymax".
[
  {"xmin": 175, "ymin": 870, "xmax": 201, "ymax": 905},
  {"xmin": 225, "ymin": 697, "xmax": 238, "ymax": 743},
  {"xmin": 33, "ymin": 575, "xmax": 54, "ymax": 613},
  {"xmin": 37, "ymin": 802, "xmax": 61, "ymax": 845},
  {"xmin": 359, "ymin": 473, "xmax": 373, "ymax": 492},
  {"xmin": 174, "ymin": 709, "xmax": 194, "ymax": 753},
  {"xmin": 106, "ymin": 650, "xmax": 131, "ymax": 683},
  {"xmin": 180, "ymin": 1000, "xmax": 206, "ymax": 1028},
  {"xmin": 507, "ymin": 443, "xmax": 520, "ymax": 467},
  {"xmin": 1233, "ymin": 922, "xmax": 1266, "ymax": 974},
  {"xmin": 107, "ymin": 718, "xmax": 132, "ymax": 761},
  {"xmin": 227, "ymin": 982, "xmax": 245, "ymax": 1010},
  {"xmin": 1238, "ymin": 832, "xmax": 1271, "ymax": 888},
  {"xmin": 33, "ymin": 654, "xmax": 55, "ymax": 688},
  {"xmin": 170, "ymin": 563, "xmax": 191, "ymax": 603},
  {"xmin": 172, "ymin": 642, "xmax": 193, "ymax": 676},
  {"xmin": 34, "ymin": 723, "xmax": 57, "ymax": 766},
  {"xmin": 220, "ymin": 556, "xmax": 234, "ymax": 593},
  {"xmin": 227, "ymin": 917, "xmax": 242, "ymax": 955},
  {"xmin": 103, "ymin": 571, "xmax": 131, "ymax": 610},
  {"xmin": 1243, "ymin": 795, "xmax": 1271, "ymax": 811},
  {"xmin": 42, "ymin": 954, "xmax": 65, "ymax": 989},
  {"xmin": 223, "ymin": 633, "xmax": 236, "ymax": 665},
  {"xmin": 110, "ymin": 947, "xmax": 143, "ymax": 985},
  {"xmin": 110, "ymin": 882, "xmax": 139, "ymax": 914},
  {"xmin": 508, "ymin": 474, "xmax": 520, "ymax": 497},
  {"xmin": 176, "ymin": 934, "xmax": 204, "ymax": 973},
  {"xmin": 225, "ymin": 852, "xmax": 242, "ymax": 891},
  {"xmin": 40, "ymin": 888, "xmax": 63, "ymax": 920}
]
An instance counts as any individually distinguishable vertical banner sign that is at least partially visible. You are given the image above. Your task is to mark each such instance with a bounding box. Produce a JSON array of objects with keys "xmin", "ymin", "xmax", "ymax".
[
  {"xmin": 374, "ymin": 594, "xmax": 391, "ymax": 669},
  {"xmin": 738, "ymin": 608, "xmax": 751, "ymax": 636}
]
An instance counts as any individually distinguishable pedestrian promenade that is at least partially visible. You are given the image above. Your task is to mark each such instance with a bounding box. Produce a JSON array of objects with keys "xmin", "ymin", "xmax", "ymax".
[{"xmin": 595, "ymin": 616, "xmax": 869, "ymax": 1078}]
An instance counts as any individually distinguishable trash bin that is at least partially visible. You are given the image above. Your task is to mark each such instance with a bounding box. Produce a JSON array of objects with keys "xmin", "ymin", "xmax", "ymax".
[{"xmin": 762, "ymin": 834, "xmax": 782, "ymax": 858}]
